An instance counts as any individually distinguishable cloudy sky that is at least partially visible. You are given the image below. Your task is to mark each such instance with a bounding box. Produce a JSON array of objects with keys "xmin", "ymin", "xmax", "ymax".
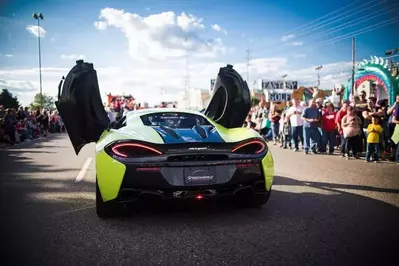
[{"xmin": 0, "ymin": 0, "xmax": 398, "ymax": 105}]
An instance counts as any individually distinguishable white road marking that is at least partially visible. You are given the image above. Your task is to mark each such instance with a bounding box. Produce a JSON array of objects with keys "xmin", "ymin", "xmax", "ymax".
[{"xmin": 75, "ymin": 157, "xmax": 93, "ymax": 182}]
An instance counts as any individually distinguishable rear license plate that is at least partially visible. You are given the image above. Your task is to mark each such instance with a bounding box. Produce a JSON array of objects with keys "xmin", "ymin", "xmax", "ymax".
[{"xmin": 184, "ymin": 167, "xmax": 217, "ymax": 185}]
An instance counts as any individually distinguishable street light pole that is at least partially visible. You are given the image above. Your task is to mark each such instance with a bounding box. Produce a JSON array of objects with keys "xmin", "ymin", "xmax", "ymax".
[
  {"xmin": 351, "ymin": 37, "xmax": 356, "ymax": 97},
  {"xmin": 281, "ymin": 74, "xmax": 287, "ymax": 91},
  {"xmin": 33, "ymin": 12, "xmax": 44, "ymax": 109},
  {"xmin": 315, "ymin": 65, "xmax": 322, "ymax": 88}
]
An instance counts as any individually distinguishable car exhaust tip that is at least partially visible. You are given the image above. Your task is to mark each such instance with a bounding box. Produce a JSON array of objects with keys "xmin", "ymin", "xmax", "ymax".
[
  {"xmin": 232, "ymin": 185, "xmax": 254, "ymax": 197},
  {"xmin": 139, "ymin": 191, "xmax": 165, "ymax": 203},
  {"xmin": 119, "ymin": 189, "xmax": 142, "ymax": 203}
]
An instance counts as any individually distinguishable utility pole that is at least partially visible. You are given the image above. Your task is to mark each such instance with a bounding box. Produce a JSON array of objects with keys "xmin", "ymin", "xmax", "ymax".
[
  {"xmin": 351, "ymin": 37, "xmax": 356, "ymax": 97},
  {"xmin": 184, "ymin": 38, "xmax": 190, "ymax": 109},
  {"xmin": 33, "ymin": 12, "xmax": 44, "ymax": 109},
  {"xmin": 246, "ymin": 48, "xmax": 251, "ymax": 83},
  {"xmin": 315, "ymin": 65, "xmax": 322, "ymax": 87}
]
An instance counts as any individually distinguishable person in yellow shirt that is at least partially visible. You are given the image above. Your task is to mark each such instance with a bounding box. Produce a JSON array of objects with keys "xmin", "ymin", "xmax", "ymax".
[{"xmin": 366, "ymin": 115, "xmax": 383, "ymax": 162}]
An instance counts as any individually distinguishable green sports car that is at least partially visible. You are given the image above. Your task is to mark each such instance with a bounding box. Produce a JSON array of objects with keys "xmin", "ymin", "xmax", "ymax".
[{"xmin": 56, "ymin": 60, "xmax": 275, "ymax": 218}]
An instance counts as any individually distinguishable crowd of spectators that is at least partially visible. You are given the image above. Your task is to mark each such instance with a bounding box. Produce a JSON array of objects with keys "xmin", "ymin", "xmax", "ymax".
[
  {"xmin": 0, "ymin": 105, "xmax": 65, "ymax": 149},
  {"xmin": 104, "ymin": 96, "xmax": 172, "ymax": 122},
  {"xmin": 104, "ymin": 95, "xmax": 145, "ymax": 122},
  {"xmin": 244, "ymin": 92, "xmax": 399, "ymax": 164}
]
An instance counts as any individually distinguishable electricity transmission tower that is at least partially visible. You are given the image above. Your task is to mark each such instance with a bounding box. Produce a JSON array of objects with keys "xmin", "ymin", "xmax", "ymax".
[{"xmin": 246, "ymin": 48, "xmax": 251, "ymax": 83}]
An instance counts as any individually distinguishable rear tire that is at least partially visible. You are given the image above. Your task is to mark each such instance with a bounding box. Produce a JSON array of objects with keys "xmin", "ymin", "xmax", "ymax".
[
  {"xmin": 233, "ymin": 191, "xmax": 270, "ymax": 208},
  {"xmin": 252, "ymin": 192, "xmax": 270, "ymax": 207},
  {"xmin": 96, "ymin": 179, "xmax": 116, "ymax": 218}
]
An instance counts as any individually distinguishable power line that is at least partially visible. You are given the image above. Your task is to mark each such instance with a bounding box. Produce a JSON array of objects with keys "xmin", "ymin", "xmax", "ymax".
[
  {"xmin": 320, "ymin": 17, "xmax": 399, "ymax": 46},
  {"xmin": 259, "ymin": 15, "xmax": 398, "ymax": 58},
  {"xmin": 383, "ymin": 54, "xmax": 399, "ymax": 60},
  {"xmin": 283, "ymin": 0, "xmax": 363, "ymax": 35},
  {"xmin": 307, "ymin": 5, "xmax": 398, "ymax": 41},
  {"xmin": 254, "ymin": 1, "xmax": 389, "ymax": 57},
  {"xmin": 258, "ymin": 2, "xmax": 369, "ymax": 54},
  {"xmin": 295, "ymin": 0, "xmax": 382, "ymax": 35}
]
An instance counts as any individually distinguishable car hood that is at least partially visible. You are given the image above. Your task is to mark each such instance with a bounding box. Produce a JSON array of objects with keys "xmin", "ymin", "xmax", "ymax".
[{"xmin": 150, "ymin": 125, "xmax": 225, "ymax": 144}]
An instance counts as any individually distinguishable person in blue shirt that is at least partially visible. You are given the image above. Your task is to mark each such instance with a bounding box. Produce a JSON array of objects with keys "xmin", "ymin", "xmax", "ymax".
[{"xmin": 301, "ymin": 99, "xmax": 322, "ymax": 154}]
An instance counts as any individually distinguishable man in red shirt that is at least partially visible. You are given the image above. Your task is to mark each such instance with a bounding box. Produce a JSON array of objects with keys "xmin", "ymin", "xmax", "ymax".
[{"xmin": 335, "ymin": 102, "xmax": 348, "ymax": 156}]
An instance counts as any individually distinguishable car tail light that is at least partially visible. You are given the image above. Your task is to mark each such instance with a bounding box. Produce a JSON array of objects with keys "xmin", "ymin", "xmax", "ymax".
[
  {"xmin": 111, "ymin": 143, "xmax": 163, "ymax": 158},
  {"xmin": 235, "ymin": 163, "xmax": 256, "ymax": 168},
  {"xmin": 232, "ymin": 140, "xmax": 266, "ymax": 154},
  {"xmin": 136, "ymin": 167, "xmax": 161, "ymax": 171}
]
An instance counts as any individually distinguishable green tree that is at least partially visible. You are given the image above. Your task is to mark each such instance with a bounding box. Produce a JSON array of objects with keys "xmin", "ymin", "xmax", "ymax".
[
  {"xmin": 30, "ymin": 93, "xmax": 55, "ymax": 111},
  {"xmin": 0, "ymin": 89, "xmax": 20, "ymax": 109}
]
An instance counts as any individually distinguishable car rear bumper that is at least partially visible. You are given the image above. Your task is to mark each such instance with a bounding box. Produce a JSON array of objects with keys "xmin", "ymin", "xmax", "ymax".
[
  {"xmin": 96, "ymin": 150, "xmax": 275, "ymax": 203},
  {"xmin": 117, "ymin": 181, "xmax": 269, "ymax": 204},
  {"xmin": 114, "ymin": 162, "xmax": 268, "ymax": 203}
]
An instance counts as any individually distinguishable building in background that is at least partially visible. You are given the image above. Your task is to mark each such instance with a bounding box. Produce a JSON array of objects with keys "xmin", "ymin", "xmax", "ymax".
[{"xmin": 176, "ymin": 88, "xmax": 210, "ymax": 110}]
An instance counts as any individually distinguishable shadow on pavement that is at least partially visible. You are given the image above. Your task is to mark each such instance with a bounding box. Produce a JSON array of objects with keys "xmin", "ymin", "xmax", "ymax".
[
  {"xmin": 2, "ymin": 133, "xmax": 67, "ymax": 150},
  {"xmin": 1, "ymin": 146, "xmax": 95, "ymax": 266},
  {"xmin": 275, "ymin": 175, "xmax": 399, "ymax": 194},
  {"xmin": 1, "ymin": 135, "xmax": 398, "ymax": 265},
  {"xmin": 0, "ymin": 134, "xmax": 80, "ymax": 176},
  {"xmin": 1, "ymin": 165, "xmax": 398, "ymax": 265},
  {"xmin": 0, "ymin": 150, "xmax": 81, "ymax": 175}
]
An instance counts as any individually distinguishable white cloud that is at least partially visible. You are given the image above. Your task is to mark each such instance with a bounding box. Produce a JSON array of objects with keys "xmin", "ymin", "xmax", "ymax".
[
  {"xmin": 1, "ymin": 9, "xmax": 353, "ymax": 106},
  {"xmin": 5, "ymin": 54, "xmax": 13, "ymax": 57},
  {"xmin": 93, "ymin": 8, "xmax": 226, "ymax": 61},
  {"xmin": 93, "ymin": 21, "xmax": 107, "ymax": 30},
  {"xmin": 211, "ymin": 24, "xmax": 228, "ymax": 35},
  {"xmin": 60, "ymin": 54, "xmax": 86, "ymax": 60},
  {"xmin": 281, "ymin": 34, "xmax": 295, "ymax": 42},
  {"xmin": 0, "ymin": 79, "xmax": 36, "ymax": 93},
  {"xmin": 287, "ymin": 41, "xmax": 303, "ymax": 46},
  {"xmin": 293, "ymin": 53, "xmax": 306, "ymax": 58},
  {"xmin": 26, "ymin": 25, "xmax": 46, "ymax": 37},
  {"xmin": 0, "ymin": 59, "xmax": 353, "ymax": 106}
]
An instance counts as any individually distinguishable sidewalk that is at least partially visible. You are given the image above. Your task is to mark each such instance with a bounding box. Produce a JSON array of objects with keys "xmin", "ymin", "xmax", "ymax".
[{"xmin": 0, "ymin": 132, "xmax": 66, "ymax": 150}]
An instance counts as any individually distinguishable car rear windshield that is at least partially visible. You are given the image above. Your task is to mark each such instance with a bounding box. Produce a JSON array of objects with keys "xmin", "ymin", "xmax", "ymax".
[{"xmin": 140, "ymin": 112, "xmax": 211, "ymax": 128}]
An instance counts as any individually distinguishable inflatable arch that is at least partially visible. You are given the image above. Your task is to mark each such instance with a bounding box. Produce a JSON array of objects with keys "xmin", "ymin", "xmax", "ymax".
[{"xmin": 345, "ymin": 56, "xmax": 399, "ymax": 105}]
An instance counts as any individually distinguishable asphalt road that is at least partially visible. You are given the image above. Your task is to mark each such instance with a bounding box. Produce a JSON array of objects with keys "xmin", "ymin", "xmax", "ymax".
[{"xmin": 1, "ymin": 133, "xmax": 398, "ymax": 266}]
